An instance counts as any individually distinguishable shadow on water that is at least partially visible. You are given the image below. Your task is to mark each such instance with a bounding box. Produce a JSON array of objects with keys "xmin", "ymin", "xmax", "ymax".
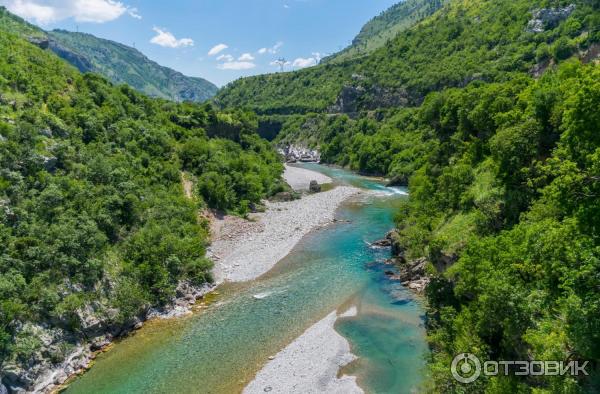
[{"xmin": 65, "ymin": 164, "xmax": 427, "ymax": 394}]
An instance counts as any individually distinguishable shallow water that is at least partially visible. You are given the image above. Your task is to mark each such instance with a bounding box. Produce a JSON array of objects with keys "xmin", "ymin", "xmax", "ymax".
[{"xmin": 65, "ymin": 164, "xmax": 427, "ymax": 394}]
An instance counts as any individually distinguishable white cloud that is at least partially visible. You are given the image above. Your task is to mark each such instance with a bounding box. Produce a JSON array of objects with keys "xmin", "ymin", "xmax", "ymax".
[
  {"xmin": 150, "ymin": 27, "xmax": 194, "ymax": 48},
  {"xmin": 257, "ymin": 41, "xmax": 283, "ymax": 55},
  {"xmin": 127, "ymin": 6, "xmax": 140, "ymax": 19},
  {"xmin": 2, "ymin": 0, "xmax": 139, "ymax": 24},
  {"xmin": 283, "ymin": 4, "xmax": 289, "ymax": 8},
  {"xmin": 208, "ymin": 43, "xmax": 228, "ymax": 56},
  {"xmin": 218, "ymin": 61, "xmax": 256, "ymax": 70},
  {"xmin": 238, "ymin": 53, "xmax": 254, "ymax": 61},
  {"xmin": 5, "ymin": 0, "xmax": 56, "ymax": 24},
  {"xmin": 217, "ymin": 54, "xmax": 234, "ymax": 62},
  {"xmin": 292, "ymin": 57, "xmax": 317, "ymax": 68},
  {"xmin": 72, "ymin": 0, "xmax": 126, "ymax": 22}
]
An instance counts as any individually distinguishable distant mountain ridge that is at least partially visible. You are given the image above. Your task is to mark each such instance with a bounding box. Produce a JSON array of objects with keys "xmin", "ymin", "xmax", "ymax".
[
  {"xmin": 0, "ymin": 7, "xmax": 218, "ymax": 103},
  {"xmin": 47, "ymin": 30, "xmax": 218, "ymax": 102}
]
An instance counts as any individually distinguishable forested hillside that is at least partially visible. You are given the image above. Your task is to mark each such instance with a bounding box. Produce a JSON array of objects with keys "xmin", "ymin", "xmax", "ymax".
[
  {"xmin": 323, "ymin": 0, "xmax": 446, "ymax": 64},
  {"xmin": 0, "ymin": 25, "xmax": 283, "ymax": 391},
  {"xmin": 47, "ymin": 30, "xmax": 218, "ymax": 103},
  {"xmin": 0, "ymin": 7, "xmax": 218, "ymax": 103},
  {"xmin": 218, "ymin": 0, "xmax": 600, "ymax": 391},
  {"xmin": 215, "ymin": 0, "xmax": 597, "ymax": 115}
]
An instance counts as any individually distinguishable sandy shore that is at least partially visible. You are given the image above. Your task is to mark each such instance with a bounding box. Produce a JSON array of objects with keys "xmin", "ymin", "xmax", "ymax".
[
  {"xmin": 283, "ymin": 164, "xmax": 332, "ymax": 191},
  {"xmin": 208, "ymin": 164, "xmax": 360, "ymax": 284},
  {"xmin": 244, "ymin": 307, "xmax": 362, "ymax": 394}
]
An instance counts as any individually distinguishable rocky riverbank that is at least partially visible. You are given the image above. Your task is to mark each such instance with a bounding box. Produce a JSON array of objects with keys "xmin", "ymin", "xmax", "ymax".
[
  {"xmin": 209, "ymin": 184, "xmax": 361, "ymax": 284},
  {"xmin": 372, "ymin": 230, "xmax": 431, "ymax": 294},
  {"xmin": 2, "ymin": 165, "xmax": 360, "ymax": 393},
  {"xmin": 1, "ymin": 281, "xmax": 214, "ymax": 394},
  {"xmin": 244, "ymin": 307, "xmax": 362, "ymax": 394},
  {"xmin": 282, "ymin": 164, "xmax": 331, "ymax": 191},
  {"xmin": 209, "ymin": 163, "xmax": 360, "ymax": 284}
]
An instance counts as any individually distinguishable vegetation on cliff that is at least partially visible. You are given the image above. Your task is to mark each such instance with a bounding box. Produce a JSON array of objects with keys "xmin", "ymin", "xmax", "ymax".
[
  {"xmin": 0, "ymin": 7, "xmax": 218, "ymax": 103},
  {"xmin": 47, "ymin": 30, "xmax": 218, "ymax": 102},
  {"xmin": 218, "ymin": 0, "xmax": 600, "ymax": 391},
  {"xmin": 0, "ymin": 26, "xmax": 282, "ymax": 379},
  {"xmin": 216, "ymin": 0, "xmax": 597, "ymax": 115},
  {"xmin": 322, "ymin": 0, "xmax": 446, "ymax": 64}
]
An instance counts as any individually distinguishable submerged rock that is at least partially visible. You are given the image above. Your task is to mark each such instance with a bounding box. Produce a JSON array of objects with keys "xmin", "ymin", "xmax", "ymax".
[{"xmin": 371, "ymin": 233, "xmax": 393, "ymax": 248}]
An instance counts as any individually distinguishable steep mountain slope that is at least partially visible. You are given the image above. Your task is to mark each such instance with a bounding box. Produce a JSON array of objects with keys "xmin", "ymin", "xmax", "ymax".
[
  {"xmin": 0, "ymin": 19, "xmax": 283, "ymax": 392},
  {"xmin": 0, "ymin": 5, "xmax": 44, "ymax": 38},
  {"xmin": 218, "ymin": 1, "xmax": 600, "ymax": 392},
  {"xmin": 323, "ymin": 0, "xmax": 446, "ymax": 64},
  {"xmin": 215, "ymin": 0, "xmax": 597, "ymax": 115},
  {"xmin": 0, "ymin": 7, "xmax": 218, "ymax": 103},
  {"xmin": 47, "ymin": 30, "xmax": 218, "ymax": 102}
]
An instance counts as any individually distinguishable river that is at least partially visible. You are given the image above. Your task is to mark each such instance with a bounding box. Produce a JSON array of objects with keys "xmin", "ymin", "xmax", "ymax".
[{"xmin": 65, "ymin": 164, "xmax": 428, "ymax": 394}]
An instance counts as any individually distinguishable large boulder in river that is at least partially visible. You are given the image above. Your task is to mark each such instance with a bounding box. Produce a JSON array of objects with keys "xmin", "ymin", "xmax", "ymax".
[{"xmin": 309, "ymin": 180, "xmax": 321, "ymax": 193}]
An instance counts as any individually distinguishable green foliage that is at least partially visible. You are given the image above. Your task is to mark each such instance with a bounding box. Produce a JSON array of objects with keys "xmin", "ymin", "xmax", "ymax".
[
  {"xmin": 215, "ymin": 0, "xmax": 598, "ymax": 115},
  {"xmin": 409, "ymin": 62, "xmax": 600, "ymax": 392},
  {"xmin": 0, "ymin": 7, "xmax": 217, "ymax": 103},
  {"xmin": 46, "ymin": 30, "xmax": 218, "ymax": 103},
  {"xmin": 0, "ymin": 28, "xmax": 282, "ymax": 366},
  {"xmin": 259, "ymin": 19, "xmax": 599, "ymax": 389},
  {"xmin": 216, "ymin": 0, "xmax": 597, "ymax": 115},
  {"xmin": 323, "ymin": 0, "xmax": 446, "ymax": 64},
  {"xmin": 0, "ymin": 6, "xmax": 45, "ymax": 38}
]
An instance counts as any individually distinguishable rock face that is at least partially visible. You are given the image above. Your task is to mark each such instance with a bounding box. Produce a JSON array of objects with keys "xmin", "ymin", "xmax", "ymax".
[
  {"xmin": 386, "ymin": 174, "xmax": 409, "ymax": 187},
  {"xmin": 370, "ymin": 231, "xmax": 395, "ymax": 248},
  {"xmin": 388, "ymin": 230, "xmax": 405, "ymax": 257},
  {"xmin": 27, "ymin": 37, "xmax": 49, "ymax": 49},
  {"xmin": 386, "ymin": 230, "xmax": 430, "ymax": 293},
  {"xmin": 47, "ymin": 39, "xmax": 94, "ymax": 73},
  {"xmin": 328, "ymin": 84, "xmax": 409, "ymax": 115},
  {"xmin": 526, "ymin": 4, "xmax": 575, "ymax": 33},
  {"xmin": 329, "ymin": 85, "xmax": 366, "ymax": 114},
  {"xmin": 278, "ymin": 145, "xmax": 320, "ymax": 163},
  {"xmin": 393, "ymin": 257, "xmax": 430, "ymax": 294},
  {"xmin": 581, "ymin": 42, "xmax": 600, "ymax": 64},
  {"xmin": 309, "ymin": 180, "xmax": 322, "ymax": 193},
  {"xmin": 0, "ymin": 280, "xmax": 214, "ymax": 393}
]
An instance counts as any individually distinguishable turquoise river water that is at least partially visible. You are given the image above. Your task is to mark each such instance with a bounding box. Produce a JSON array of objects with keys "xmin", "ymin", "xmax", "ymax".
[{"xmin": 65, "ymin": 164, "xmax": 428, "ymax": 394}]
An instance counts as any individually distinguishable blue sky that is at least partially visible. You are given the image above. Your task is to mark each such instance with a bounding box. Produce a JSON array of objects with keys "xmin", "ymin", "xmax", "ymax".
[{"xmin": 1, "ymin": 0, "xmax": 399, "ymax": 86}]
